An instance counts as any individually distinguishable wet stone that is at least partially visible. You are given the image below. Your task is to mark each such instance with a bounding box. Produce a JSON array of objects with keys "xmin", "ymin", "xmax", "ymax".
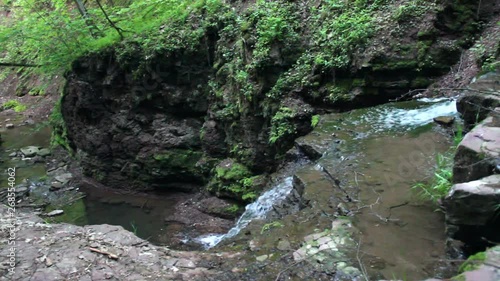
[
  {"xmin": 5, "ymin": 123, "xmax": 14, "ymax": 129},
  {"xmin": 46, "ymin": 210, "xmax": 64, "ymax": 217},
  {"xmin": 433, "ymin": 116, "xmax": 455, "ymax": 126},
  {"xmin": 55, "ymin": 173, "xmax": 73, "ymax": 184},
  {"xmin": 277, "ymin": 239, "xmax": 291, "ymax": 251},
  {"xmin": 256, "ymin": 255, "xmax": 268, "ymax": 262},
  {"xmin": 50, "ymin": 182, "xmax": 63, "ymax": 190},
  {"xmin": 20, "ymin": 146, "xmax": 39, "ymax": 157},
  {"xmin": 37, "ymin": 148, "xmax": 51, "ymax": 157}
]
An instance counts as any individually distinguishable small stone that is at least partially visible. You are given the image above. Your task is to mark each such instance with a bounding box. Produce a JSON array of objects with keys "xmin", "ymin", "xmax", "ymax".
[
  {"xmin": 37, "ymin": 148, "xmax": 51, "ymax": 157},
  {"xmin": 20, "ymin": 146, "xmax": 40, "ymax": 157},
  {"xmin": 9, "ymin": 152, "xmax": 17, "ymax": 157},
  {"xmin": 6, "ymin": 123, "xmax": 14, "ymax": 129},
  {"xmin": 249, "ymin": 239, "xmax": 259, "ymax": 251},
  {"xmin": 45, "ymin": 257, "xmax": 53, "ymax": 267},
  {"xmin": 46, "ymin": 210, "xmax": 64, "ymax": 217},
  {"xmin": 256, "ymin": 255, "xmax": 268, "ymax": 262},
  {"xmin": 433, "ymin": 116, "xmax": 455, "ymax": 126},
  {"xmin": 277, "ymin": 239, "xmax": 291, "ymax": 251},
  {"xmin": 50, "ymin": 182, "xmax": 63, "ymax": 190},
  {"xmin": 55, "ymin": 173, "xmax": 73, "ymax": 184}
]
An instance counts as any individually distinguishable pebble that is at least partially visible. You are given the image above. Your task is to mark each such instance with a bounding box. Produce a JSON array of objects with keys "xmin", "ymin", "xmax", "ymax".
[
  {"xmin": 6, "ymin": 123, "xmax": 14, "ymax": 129},
  {"xmin": 256, "ymin": 255, "xmax": 268, "ymax": 262},
  {"xmin": 46, "ymin": 210, "xmax": 64, "ymax": 217}
]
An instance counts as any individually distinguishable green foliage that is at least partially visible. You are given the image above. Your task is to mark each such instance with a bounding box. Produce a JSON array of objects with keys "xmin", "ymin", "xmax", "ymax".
[
  {"xmin": 49, "ymin": 98, "xmax": 72, "ymax": 152},
  {"xmin": 268, "ymin": 0, "xmax": 383, "ymax": 101},
  {"xmin": 459, "ymin": 251, "xmax": 486, "ymax": 273},
  {"xmin": 269, "ymin": 107, "xmax": 296, "ymax": 144},
  {"xmin": 215, "ymin": 162, "xmax": 251, "ymax": 181},
  {"xmin": 210, "ymin": 161, "xmax": 259, "ymax": 202},
  {"xmin": 311, "ymin": 115, "xmax": 320, "ymax": 128},
  {"xmin": 412, "ymin": 153, "xmax": 453, "ymax": 203},
  {"xmin": 224, "ymin": 204, "xmax": 240, "ymax": 214},
  {"xmin": 0, "ymin": 0, "xmax": 225, "ymax": 76},
  {"xmin": 130, "ymin": 221, "xmax": 138, "ymax": 235},
  {"xmin": 260, "ymin": 221, "xmax": 284, "ymax": 234},
  {"xmin": 2, "ymin": 99, "xmax": 27, "ymax": 112},
  {"xmin": 412, "ymin": 126, "xmax": 464, "ymax": 203},
  {"xmin": 392, "ymin": 0, "xmax": 429, "ymax": 22}
]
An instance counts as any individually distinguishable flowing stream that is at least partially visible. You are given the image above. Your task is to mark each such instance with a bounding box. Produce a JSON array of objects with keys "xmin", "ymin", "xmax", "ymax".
[
  {"xmin": 195, "ymin": 177, "xmax": 294, "ymax": 248},
  {"xmin": 1, "ymin": 97, "xmax": 459, "ymax": 279}
]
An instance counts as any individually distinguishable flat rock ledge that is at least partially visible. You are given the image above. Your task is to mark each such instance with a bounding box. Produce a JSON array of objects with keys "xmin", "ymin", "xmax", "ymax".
[
  {"xmin": 452, "ymin": 109, "xmax": 500, "ymax": 184},
  {"xmin": 0, "ymin": 205, "xmax": 239, "ymax": 281},
  {"xmin": 443, "ymin": 175, "xmax": 500, "ymax": 227}
]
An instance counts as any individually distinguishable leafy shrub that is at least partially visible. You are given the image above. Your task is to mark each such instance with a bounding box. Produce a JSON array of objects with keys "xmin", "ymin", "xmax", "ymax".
[{"xmin": 2, "ymin": 99, "xmax": 27, "ymax": 112}]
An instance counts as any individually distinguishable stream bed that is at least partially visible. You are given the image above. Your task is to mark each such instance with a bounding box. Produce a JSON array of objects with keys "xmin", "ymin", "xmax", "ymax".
[{"xmin": 1, "ymin": 97, "xmax": 460, "ymax": 280}]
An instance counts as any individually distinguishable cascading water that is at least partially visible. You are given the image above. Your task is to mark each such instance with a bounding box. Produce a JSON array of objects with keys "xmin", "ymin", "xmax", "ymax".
[{"xmin": 195, "ymin": 177, "xmax": 294, "ymax": 248}]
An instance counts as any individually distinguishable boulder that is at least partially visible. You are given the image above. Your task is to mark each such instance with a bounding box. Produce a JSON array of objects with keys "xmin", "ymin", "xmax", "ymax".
[
  {"xmin": 453, "ymin": 112, "xmax": 500, "ymax": 183},
  {"xmin": 443, "ymin": 175, "xmax": 500, "ymax": 227},
  {"xmin": 456, "ymin": 72, "xmax": 500, "ymax": 130}
]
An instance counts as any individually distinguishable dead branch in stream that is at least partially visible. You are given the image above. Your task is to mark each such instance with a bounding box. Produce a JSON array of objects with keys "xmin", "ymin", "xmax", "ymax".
[
  {"xmin": 356, "ymin": 238, "xmax": 369, "ymax": 281},
  {"xmin": 352, "ymin": 171, "xmax": 401, "ymax": 223}
]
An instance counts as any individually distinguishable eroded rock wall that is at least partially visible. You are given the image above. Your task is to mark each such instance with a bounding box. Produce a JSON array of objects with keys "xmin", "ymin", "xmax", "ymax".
[{"xmin": 60, "ymin": 0, "xmax": 496, "ymax": 195}]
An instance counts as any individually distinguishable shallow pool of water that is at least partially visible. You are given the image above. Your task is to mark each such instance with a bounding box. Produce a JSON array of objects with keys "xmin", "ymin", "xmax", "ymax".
[{"xmin": 0, "ymin": 124, "xmax": 51, "ymax": 188}]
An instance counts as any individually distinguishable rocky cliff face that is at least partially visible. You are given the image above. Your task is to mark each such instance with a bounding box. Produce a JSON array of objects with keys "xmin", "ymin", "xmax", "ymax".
[
  {"xmin": 444, "ymin": 72, "xmax": 500, "ymax": 250},
  {"xmin": 60, "ymin": 0, "xmax": 497, "ymax": 197}
]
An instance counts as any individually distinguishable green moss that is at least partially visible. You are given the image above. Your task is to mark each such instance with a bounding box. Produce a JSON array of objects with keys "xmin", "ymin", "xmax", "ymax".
[
  {"xmin": 49, "ymin": 98, "xmax": 73, "ymax": 153},
  {"xmin": 269, "ymin": 107, "xmax": 297, "ymax": 144},
  {"xmin": 153, "ymin": 149, "xmax": 203, "ymax": 170},
  {"xmin": 215, "ymin": 162, "xmax": 251, "ymax": 181},
  {"xmin": 458, "ymin": 251, "xmax": 487, "ymax": 273}
]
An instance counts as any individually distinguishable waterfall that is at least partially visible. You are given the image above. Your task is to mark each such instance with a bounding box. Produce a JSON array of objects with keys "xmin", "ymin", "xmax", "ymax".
[{"xmin": 195, "ymin": 177, "xmax": 293, "ymax": 248}]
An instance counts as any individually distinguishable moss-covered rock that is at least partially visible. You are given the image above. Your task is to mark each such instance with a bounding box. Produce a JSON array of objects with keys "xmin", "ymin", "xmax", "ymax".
[{"xmin": 208, "ymin": 158, "xmax": 269, "ymax": 201}]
